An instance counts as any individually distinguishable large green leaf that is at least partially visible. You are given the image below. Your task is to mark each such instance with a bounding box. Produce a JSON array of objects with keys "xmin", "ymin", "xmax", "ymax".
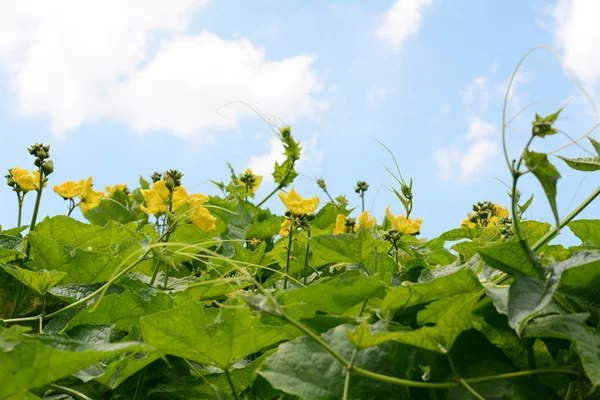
[
  {"xmin": 380, "ymin": 268, "xmax": 482, "ymax": 314},
  {"xmin": 277, "ymin": 270, "xmax": 385, "ymax": 314},
  {"xmin": 524, "ymin": 313, "xmax": 600, "ymax": 385},
  {"xmin": 146, "ymin": 350, "xmax": 275, "ymax": 399},
  {"xmin": 507, "ymin": 256, "xmax": 569, "ymax": 335},
  {"xmin": 568, "ymin": 220, "xmax": 600, "ymax": 247},
  {"xmin": 64, "ymin": 289, "xmax": 174, "ymax": 332},
  {"xmin": 245, "ymin": 215, "xmax": 285, "ymax": 240},
  {"xmin": 309, "ymin": 228, "xmax": 380, "ymax": 267},
  {"xmin": 0, "ymin": 325, "xmax": 151, "ymax": 399},
  {"xmin": 1, "ymin": 264, "xmax": 66, "ymax": 295},
  {"xmin": 477, "ymin": 240, "xmax": 544, "ymax": 279},
  {"xmin": 347, "ymin": 292, "xmax": 479, "ymax": 353},
  {"xmin": 0, "ymin": 234, "xmax": 25, "ymax": 262},
  {"xmin": 559, "ymin": 155, "xmax": 600, "ymax": 171},
  {"xmin": 141, "ymin": 299, "xmax": 292, "ymax": 369},
  {"xmin": 84, "ymin": 190, "xmax": 143, "ymax": 226},
  {"xmin": 523, "ymin": 149, "xmax": 561, "ymax": 226},
  {"xmin": 259, "ymin": 324, "xmax": 418, "ymax": 400}
]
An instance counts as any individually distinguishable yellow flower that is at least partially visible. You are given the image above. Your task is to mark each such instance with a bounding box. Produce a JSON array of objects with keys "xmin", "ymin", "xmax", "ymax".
[
  {"xmin": 79, "ymin": 177, "xmax": 104, "ymax": 213},
  {"xmin": 358, "ymin": 211, "xmax": 377, "ymax": 229},
  {"xmin": 333, "ymin": 214, "xmax": 358, "ymax": 234},
  {"xmin": 139, "ymin": 182, "xmax": 189, "ymax": 216},
  {"xmin": 461, "ymin": 218, "xmax": 476, "ymax": 229},
  {"xmin": 188, "ymin": 193, "xmax": 216, "ymax": 231},
  {"xmin": 279, "ymin": 216, "xmax": 292, "ymax": 237},
  {"xmin": 105, "ymin": 184, "xmax": 128, "ymax": 198},
  {"xmin": 32, "ymin": 171, "xmax": 47, "ymax": 189},
  {"xmin": 140, "ymin": 188, "xmax": 167, "ymax": 216},
  {"xmin": 54, "ymin": 180, "xmax": 84, "ymax": 199},
  {"xmin": 10, "ymin": 168, "xmax": 37, "ymax": 192},
  {"xmin": 238, "ymin": 168, "xmax": 263, "ymax": 193},
  {"xmin": 278, "ymin": 186, "xmax": 320, "ymax": 215},
  {"xmin": 172, "ymin": 186, "xmax": 189, "ymax": 211},
  {"xmin": 492, "ymin": 204, "xmax": 509, "ymax": 218},
  {"xmin": 190, "ymin": 206, "xmax": 216, "ymax": 231},
  {"xmin": 385, "ymin": 206, "xmax": 422, "ymax": 235}
]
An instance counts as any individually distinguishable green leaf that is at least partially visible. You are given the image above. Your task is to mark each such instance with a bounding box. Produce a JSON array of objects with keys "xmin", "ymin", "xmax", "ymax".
[
  {"xmin": 521, "ymin": 220, "xmax": 551, "ymax": 247},
  {"xmin": 558, "ymin": 155, "xmax": 600, "ymax": 171},
  {"xmin": 259, "ymin": 324, "xmax": 418, "ymax": 400},
  {"xmin": 347, "ymin": 292, "xmax": 480, "ymax": 353},
  {"xmin": 0, "ymin": 326, "xmax": 151, "ymax": 399},
  {"xmin": 84, "ymin": 190, "xmax": 143, "ymax": 226},
  {"xmin": 309, "ymin": 228, "xmax": 379, "ymax": 266},
  {"xmin": 0, "ymin": 234, "xmax": 25, "ymax": 262},
  {"xmin": 64, "ymin": 289, "xmax": 174, "ymax": 332},
  {"xmin": 141, "ymin": 298, "xmax": 292, "ymax": 369},
  {"xmin": 1, "ymin": 264, "xmax": 66, "ymax": 295},
  {"xmin": 568, "ymin": 219, "xmax": 600, "ymax": 247},
  {"xmin": 311, "ymin": 203, "xmax": 342, "ymax": 230},
  {"xmin": 524, "ymin": 313, "xmax": 600, "ymax": 385},
  {"xmin": 532, "ymin": 107, "xmax": 563, "ymax": 138},
  {"xmin": 380, "ymin": 268, "xmax": 482, "ymax": 314},
  {"xmin": 477, "ymin": 240, "xmax": 544, "ymax": 279},
  {"xmin": 519, "ymin": 193, "xmax": 534, "ymax": 215},
  {"xmin": 523, "ymin": 149, "xmax": 561, "ymax": 226},
  {"xmin": 147, "ymin": 350, "xmax": 275, "ymax": 399},
  {"xmin": 277, "ymin": 270, "xmax": 385, "ymax": 314},
  {"xmin": 245, "ymin": 215, "xmax": 284, "ymax": 240}
]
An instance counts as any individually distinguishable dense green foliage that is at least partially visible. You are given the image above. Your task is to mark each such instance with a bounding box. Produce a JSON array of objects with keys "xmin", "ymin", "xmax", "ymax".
[{"xmin": 3, "ymin": 76, "xmax": 600, "ymax": 399}]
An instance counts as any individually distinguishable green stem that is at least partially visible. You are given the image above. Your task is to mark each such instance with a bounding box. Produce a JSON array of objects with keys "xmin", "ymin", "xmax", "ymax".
[
  {"xmin": 256, "ymin": 160, "xmax": 296, "ymax": 207},
  {"xmin": 25, "ymin": 167, "xmax": 45, "ymax": 259},
  {"xmin": 225, "ymin": 369, "xmax": 240, "ymax": 400},
  {"xmin": 48, "ymin": 383, "xmax": 93, "ymax": 400},
  {"xmin": 67, "ymin": 199, "xmax": 76, "ymax": 217},
  {"xmin": 303, "ymin": 227, "xmax": 311, "ymax": 285},
  {"xmin": 459, "ymin": 378, "xmax": 486, "ymax": 400},
  {"xmin": 45, "ymin": 254, "xmax": 152, "ymax": 319},
  {"xmin": 283, "ymin": 220, "xmax": 294, "ymax": 289},
  {"xmin": 361, "ymin": 194, "xmax": 365, "ymax": 213},
  {"xmin": 133, "ymin": 367, "xmax": 147, "ymax": 400},
  {"xmin": 16, "ymin": 192, "xmax": 23, "ymax": 227}
]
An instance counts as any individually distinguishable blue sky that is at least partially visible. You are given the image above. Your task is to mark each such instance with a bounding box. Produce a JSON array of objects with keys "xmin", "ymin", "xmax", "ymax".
[{"xmin": 1, "ymin": 0, "xmax": 599, "ymax": 245}]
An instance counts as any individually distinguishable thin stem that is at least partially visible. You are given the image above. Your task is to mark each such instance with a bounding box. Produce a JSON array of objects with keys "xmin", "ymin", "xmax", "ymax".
[
  {"xmin": 303, "ymin": 226, "xmax": 311, "ymax": 285},
  {"xmin": 16, "ymin": 192, "xmax": 23, "ymax": 227},
  {"xmin": 1, "ymin": 315, "xmax": 41, "ymax": 323},
  {"xmin": 45, "ymin": 254, "xmax": 152, "ymax": 319},
  {"xmin": 361, "ymin": 194, "xmax": 365, "ymax": 213},
  {"xmin": 283, "ymin": 220, "xmax": 294, "ymax": 289},
  {"xmin": 225, "ymin": 369, "xmax": 240, "ymax": 400},
  {"xmin": 459, "ymin": 379, "xmax": 486, "ymax": 400},
  {"xmin": 133, "ymin": 367, "xmax": 147, "ymax": 400},
  {"xmin": 67, "ymin": 199, "xmax": 76, "ymax": 217},
  {"xmin": 25, "ymin": 167, "xmax": 45, "ymax": 259},
  {"xmin": 48, "ymin": 383, "xmax": 93, "ymax": 400},
  {"xmin": 257, "ymin": 159, "xmax": 296, "ymax": 207},
  {"xmin": 532, "ymin": 185, "xmax": 600, "ymax": 252}
]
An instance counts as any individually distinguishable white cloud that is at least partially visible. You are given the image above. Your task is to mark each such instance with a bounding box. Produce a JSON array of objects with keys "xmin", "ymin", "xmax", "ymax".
[
  {"xmin": 0, "ymin": 1, "xmax": 326, "ymax": 138},
  {"xmin": 376, "ymin": 0, "xmax": 433, "ymax": 51},
  {"xmin": 459, "ymin": 140, "xmax": 499, "ymax": 181},
  {"xmin": 465, "ymin": 116, "xmax": 497, "ymax": 139},
  {"xmin": 432, "ymin": 146, "xmax": 460, "ymax": 180},
  {"xmin": 461, "ymin": 70, "xmax": 530, "ymax": 112},
  {"xmin": 552, "ymin": 0, "xmax": 600, "ymax": 86},
  {"xmin": 367, "ymin": 86, "xmax": 388, "ymax": 106}
]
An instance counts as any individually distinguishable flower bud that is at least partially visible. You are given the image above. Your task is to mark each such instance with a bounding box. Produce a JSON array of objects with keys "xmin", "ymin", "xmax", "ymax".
[
  {"xmin": 316, "ymin": 177, "xmax": 327, "ymax": 191},
  {"xmin": 5, "ymin": 174, "xmax": 15, "ymax": 188},
  {"xmin": 164, "ymin": 175, "xmax": 175, "ymax": 191},
  {"xmin": 34, "ymin": 158, "xmax": 42, "ymax": 168},
  {"xmin": 151, "ymin": 172, "xmax": 162, "ymax": 183},
  {"xmin": 43, "ymin": 160, "xmax": 54, "ymax": 175}
]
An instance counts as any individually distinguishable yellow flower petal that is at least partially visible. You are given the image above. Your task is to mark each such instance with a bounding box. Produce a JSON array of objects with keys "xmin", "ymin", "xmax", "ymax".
[
  {"xmin": 333, "ymin": 214, "xmax": 347, "ymax": 235},
  {"xmin": 172, "ymin": 186, "xmax": 189, "ymax": 211},
  {"xmin": 139, "ymin": 188, "xmax": 166, "ymax": 216},
  {"xmin": 32, "ymin": 171, "xmax": 47, "ymax": 189},
  {"xmin": 492, "ymin": 204, "xmax": 509, "ymax": 218},
  {"xmin": 54, "ymin": 180, "xmax": 84, "ymax": 199},
  {"xmin": 153, "ymin": 180, "xmax": 169, "ymax": 203},
  {"xmin": 11, "ymin": 167, "xmax": 37, "ymax": 192},
  {"xmin": 358, "ymin": 211, "xmax": 377, "ymax": 229},
  {"xmin": 278, "ymin": 186, "xmax": 320, "ymax": 215},
  {"xmin": 78, "ymin": 177, "xmax": 104, "ymax": 213},
  {"xmin": 189, "ymin": 193, "xmax": 209, "ymax": 205},
  {"xmin": 385, "ymin": 206, "xmax": 422, "ymax": 235},
  {"xmin": 105, "ymin": 184, "xmax": 128, "ymax": 198},
  {"xmin": 191, "ymin": 206, "xmax": 216, "ymax": 231},
  {"xmin": 279, "ymin": 216, "xmax": 292, "ymax": 237}
]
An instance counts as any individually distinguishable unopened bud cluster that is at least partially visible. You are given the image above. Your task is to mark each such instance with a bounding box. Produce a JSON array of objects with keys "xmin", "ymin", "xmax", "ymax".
[
  {"xmin": 469, "ymin": 201, "xmax": 494, "ymax": 227},
  {"xmin": 354, "ymin": 181, "xmax": 369, "ymax": 195},
  {"xmin": 284, "ymin": 210, "xmax": 315, "ymax": 230},
  {"xmin": 29, "ymin": 143, "xmax": 54, "ymax": 176},
  {"xmin": 164, "ymin": 170, "xmax": 183, "ymax": 191},
  {"xmin": 498, "ymin": 217, "xmax": 514, "ymax": 240},
  {"xmin": 239, "ymin": 170, "xmax": 258, "ymax": 191},
  {"xmin": 151, "ymin": 172, "xmax": 162, "ymax": 183}
]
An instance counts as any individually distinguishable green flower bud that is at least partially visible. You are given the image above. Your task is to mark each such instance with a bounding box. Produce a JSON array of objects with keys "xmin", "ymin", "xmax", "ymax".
[
  {"xmin": 151, "ymin": 172, "xmax": 162, "ymax": 183},
  {"xmin": 43, "ymin": 160, "xmax": 54, "ymax": 176}
]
